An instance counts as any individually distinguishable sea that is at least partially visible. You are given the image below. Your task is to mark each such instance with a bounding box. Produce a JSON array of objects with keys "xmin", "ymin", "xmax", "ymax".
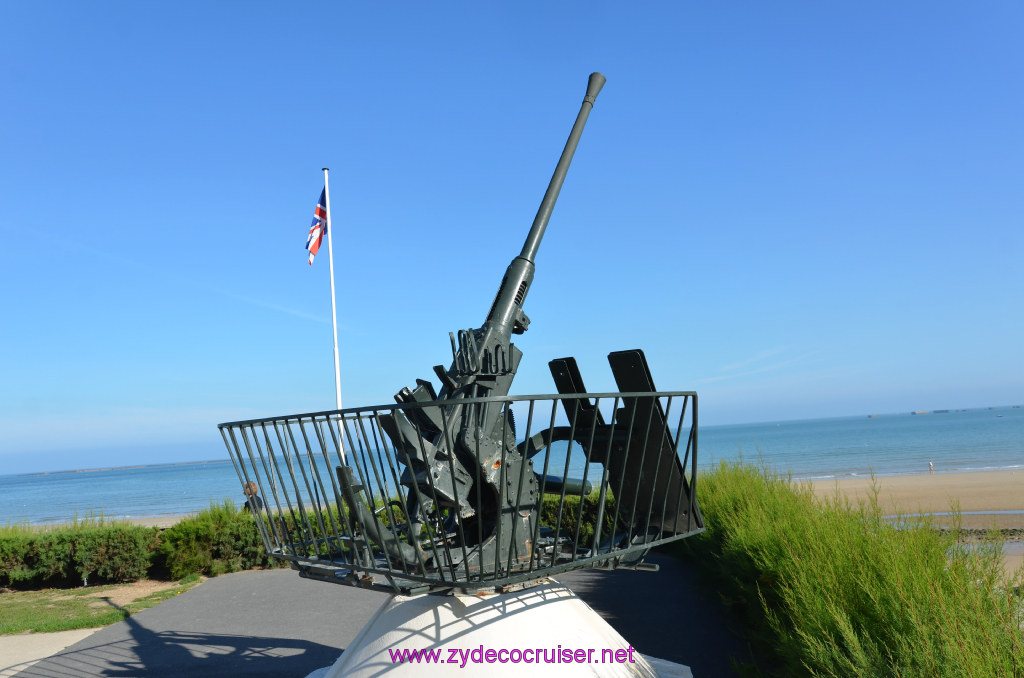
[{"xmin": 2, "ymin": 405, "xmax": 1022, "ymax": 526}]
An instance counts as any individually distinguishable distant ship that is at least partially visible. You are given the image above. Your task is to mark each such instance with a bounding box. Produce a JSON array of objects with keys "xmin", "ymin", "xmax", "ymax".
[{"xmin": 912, "ymin": 411, "xmax": 930, "ymax": 415}]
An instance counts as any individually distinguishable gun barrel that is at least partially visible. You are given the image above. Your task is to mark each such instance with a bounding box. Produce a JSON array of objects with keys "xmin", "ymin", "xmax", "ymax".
[{"xmin": 519, "ymin": 72, "xmax": 606, "ymax": 263}]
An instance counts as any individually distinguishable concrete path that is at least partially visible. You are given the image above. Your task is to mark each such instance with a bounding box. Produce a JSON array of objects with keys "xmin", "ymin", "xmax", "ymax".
[
  {"xmin": 1, "ymin": 629, "xmax": 99, "ymax": 678},
  {"xmin": 5, "ymin": 554, "xmax": 752, "ymax": 677}
]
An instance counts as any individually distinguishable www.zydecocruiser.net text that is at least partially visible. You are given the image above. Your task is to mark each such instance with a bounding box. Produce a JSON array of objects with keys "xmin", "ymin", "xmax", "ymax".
[{"xmin": 389, "ymin": 645, "xmax": 638, "ymax": 667}]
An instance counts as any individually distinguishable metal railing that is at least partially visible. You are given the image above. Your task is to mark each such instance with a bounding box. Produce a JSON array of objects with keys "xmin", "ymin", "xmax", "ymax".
[{"xmin": 219, "ymin": 391, "xmax": 702, "ymax": 594}]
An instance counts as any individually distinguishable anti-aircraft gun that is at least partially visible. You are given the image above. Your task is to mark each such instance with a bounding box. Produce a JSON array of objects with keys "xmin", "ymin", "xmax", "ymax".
[
  {"xmin": 339, "ymin": 73, "xmax": 605, "ymax": 575},
  {"xmin": 220, "ymin": 73, "xmax": 703, "ymax": 594}
]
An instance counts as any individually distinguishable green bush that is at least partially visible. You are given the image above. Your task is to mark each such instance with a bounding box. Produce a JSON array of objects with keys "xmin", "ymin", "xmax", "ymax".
[
  {"xmin": 0, "ymin": 532, "xmax": 37, "ymax": 586},
  {"xmin": 159, "ymin": 500, "xmax": 272, "ymax": 579},
  {"xmin": 0, "ymin": 523, "xmax": 157, "ymax": 588},
  {"xmin": 1, "ymin": 503, "xmax": 286, "ymax": 589},
  {"xmin": 80, "ymin": 525, "xmax": 158, "ymax": 584}
]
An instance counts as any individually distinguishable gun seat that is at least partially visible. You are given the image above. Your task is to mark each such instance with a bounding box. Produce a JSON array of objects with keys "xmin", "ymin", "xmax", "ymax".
[{"xmin": 548, "ymin": 350, "xmax": 702, "ymax": 536}]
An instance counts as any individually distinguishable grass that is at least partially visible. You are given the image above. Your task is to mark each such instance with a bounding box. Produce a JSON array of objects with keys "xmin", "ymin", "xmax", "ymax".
[
  {"xmin": 0, "ymin": 574, "xmax": 203, "ymax": 635},
  {"xmin": 1, "ymin": 512, "xmax": 122, "ymax": 536},
  {"xmin": 678, "ymin": 461, "xmax": 1024, "ymax": 677}
]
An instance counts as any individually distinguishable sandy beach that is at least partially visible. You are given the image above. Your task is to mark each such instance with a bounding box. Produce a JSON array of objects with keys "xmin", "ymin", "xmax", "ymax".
[
  {"xmin": 803, "ymin": 470, "xmax": 1023, "ymax": 521},
  {"xmin": 803, "ymin": 470, "xmax": 1024, "ymax": 575}
]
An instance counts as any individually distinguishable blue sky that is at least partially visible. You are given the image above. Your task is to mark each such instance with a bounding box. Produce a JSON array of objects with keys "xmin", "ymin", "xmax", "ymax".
[{"xmin": 1, "ymin": 3, "xmax": 1021, "ymax": 474}]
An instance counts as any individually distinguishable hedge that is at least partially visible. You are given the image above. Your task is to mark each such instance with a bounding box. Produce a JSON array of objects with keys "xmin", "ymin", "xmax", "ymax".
[
  {"xmin": 0, "ymin": 501, "xmax": 277, "ymax": 590},
  {"xmin": 2, "ymin": 493, "xmax": 622, "ymax": 590},
  {"xmin": 0, "ymin": 524, "xmax": 158, "ymax": 588}
]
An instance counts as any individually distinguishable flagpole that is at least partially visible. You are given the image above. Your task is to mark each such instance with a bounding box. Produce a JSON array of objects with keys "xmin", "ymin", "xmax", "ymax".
[{"xmin": 322, "ymin": 167, "xmax": 346, "ymax": 463}]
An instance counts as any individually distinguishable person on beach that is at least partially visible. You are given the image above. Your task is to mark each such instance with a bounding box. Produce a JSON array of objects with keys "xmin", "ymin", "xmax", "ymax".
[
  {"xmin": 929, "ymin": 460, "xmax": 934, "ymax": 473},
  {"xmin": 243, "ymin": 481, "xmax": 264, "ymax": 512}
]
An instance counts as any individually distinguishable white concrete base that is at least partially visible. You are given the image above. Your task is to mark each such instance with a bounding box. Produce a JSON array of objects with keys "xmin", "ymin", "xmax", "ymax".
[{"xmin": 312, "ymin": 581, "xmax": 691, "ymax": 677}]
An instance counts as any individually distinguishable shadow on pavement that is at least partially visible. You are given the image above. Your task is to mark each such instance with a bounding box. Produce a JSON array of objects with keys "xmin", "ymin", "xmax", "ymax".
[
  {"xmin": 17, "ymin": 569, "xmax": 386, "ymax": 678},
  {"xmin": 18, "ymin": 554, "xmax": 752, "ymax": 677},
  {"xmin": 15, "ymin": 626, "xmax": 339, "ymax": 678}
]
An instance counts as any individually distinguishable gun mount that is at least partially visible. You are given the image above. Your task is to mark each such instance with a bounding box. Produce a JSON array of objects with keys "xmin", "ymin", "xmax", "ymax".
[{"xmin": 219, "ymin": 73, "xmax": 703, "ymax": 595}]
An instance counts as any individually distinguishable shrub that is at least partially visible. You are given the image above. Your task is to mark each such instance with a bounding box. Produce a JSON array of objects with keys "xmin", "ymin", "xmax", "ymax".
[
  {"xmin": 0, "ymin": 532, "xmax": 37, "ymax": 586},
  {"xmin": 79, "ymin": 525, "xmax": 158, "ymax": 584},
  {"xmin": 2, "ymin": 504, "xmax": 282, "ymax": 589},
  {"xmin": 0, "ymin": 523, "xmax": 157, "ymax": 588},
  {"xmin": 158, "ymin": 500, "xmax": 272, "ymax": 579}
]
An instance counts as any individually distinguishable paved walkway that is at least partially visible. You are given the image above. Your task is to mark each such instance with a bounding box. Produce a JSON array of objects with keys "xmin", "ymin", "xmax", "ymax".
[
  {"xmin": 2, "ymin": 554, "xmax": 752, "ymax": 677},
  {"xmin": 1, "ymin": 629, "xmax": 98, "ymax": 678}
]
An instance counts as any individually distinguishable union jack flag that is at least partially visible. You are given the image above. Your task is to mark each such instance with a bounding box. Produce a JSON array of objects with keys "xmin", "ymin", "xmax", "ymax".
[{"xmin": 305, "ymin": 188, "xmax": 327, "ymax": 265}]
